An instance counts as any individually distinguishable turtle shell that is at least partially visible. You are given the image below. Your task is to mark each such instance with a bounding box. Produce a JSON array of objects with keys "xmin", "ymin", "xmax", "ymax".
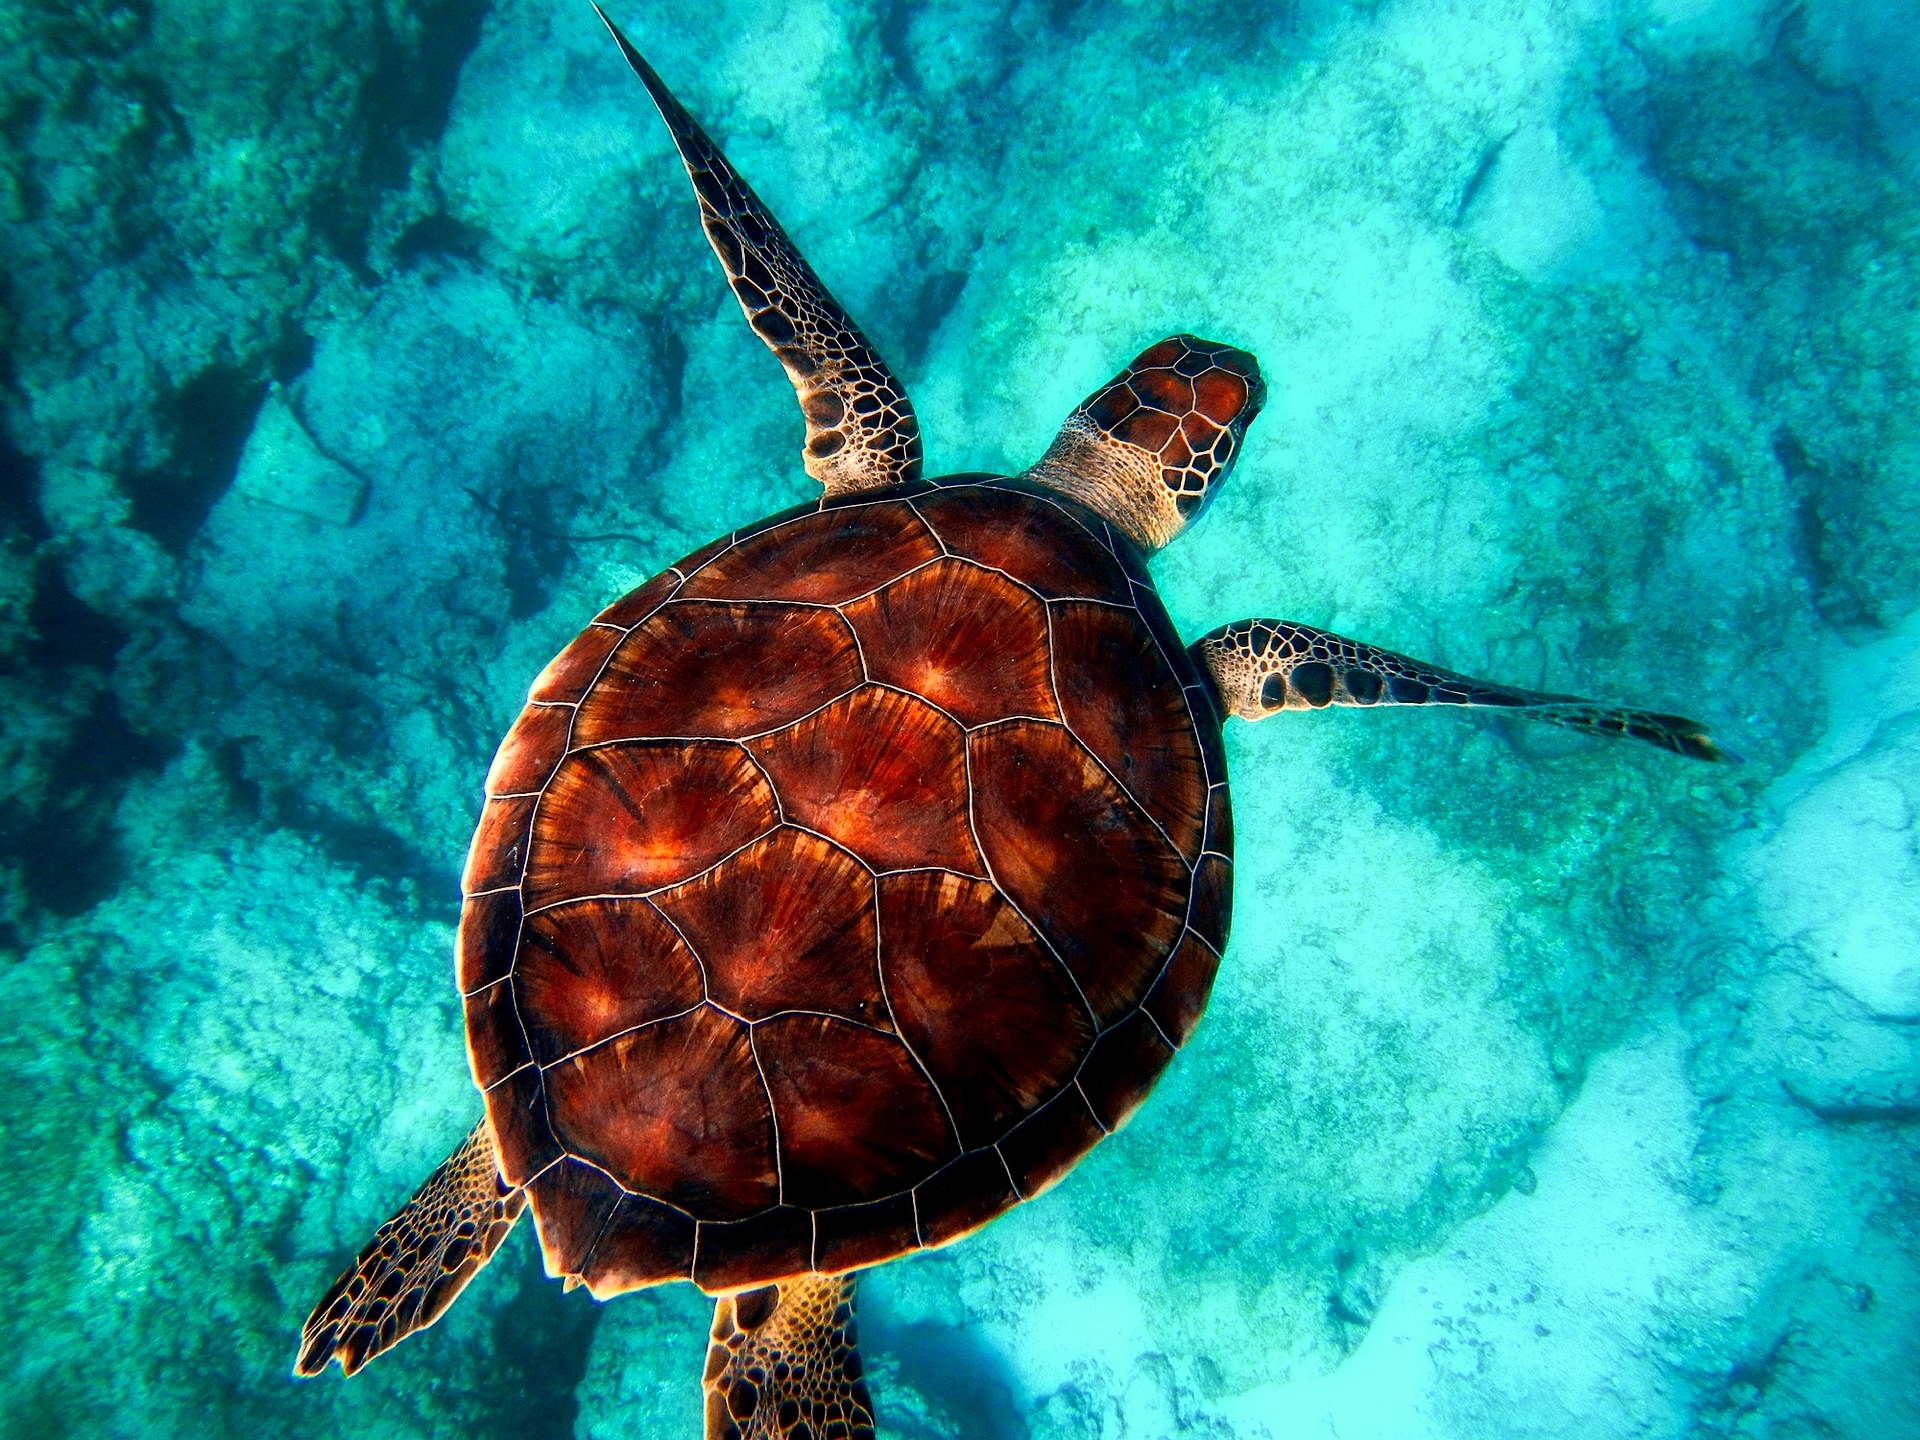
[{"xmin": 457, "ymin": 476, "xmax": 1233, "ymax": 1298}]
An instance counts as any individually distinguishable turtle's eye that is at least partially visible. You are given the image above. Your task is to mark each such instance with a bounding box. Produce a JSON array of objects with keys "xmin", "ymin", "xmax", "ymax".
[{"xmin": 1259, "ymin": 673, "xmax": 1287, "ymax": 710}]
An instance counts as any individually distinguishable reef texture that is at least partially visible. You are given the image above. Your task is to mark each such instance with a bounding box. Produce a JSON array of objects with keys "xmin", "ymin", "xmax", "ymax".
[{"xmin": 0, "ymin": 0, "xmax": 1915, "ymax": 1437}]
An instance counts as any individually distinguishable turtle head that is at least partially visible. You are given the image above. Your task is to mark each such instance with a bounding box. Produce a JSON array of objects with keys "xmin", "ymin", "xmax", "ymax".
[{"xmin": 1022, "ymin": 335, "xmax": 1265, "ymax": 552}]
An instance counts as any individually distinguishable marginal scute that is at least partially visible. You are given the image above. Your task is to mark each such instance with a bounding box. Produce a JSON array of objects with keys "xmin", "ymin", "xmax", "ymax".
[
  {"xmin": 878, "ymin": 871, "xmax": 1094, "ymax": 1149},
  {"xmin": 457, "ymin": 887, "xmax": 521, "ymax": 994},
  {"xmin": 594, "ymin": 568, "xmax": 682, "ymax": 629},
  {"xmin": 485, "ymin": 702, "xmax": 572, "ymax": 796},
  {"xmin": 1203, "ymin": 783, "xmax": 1234, "ymax": 863},
  {"xmin": 746, "ymin": 686, "xmax": 981, "ymax": 874},
  {"xmin": 912, "ymin": 1149, "xmax": 1017, "ymax": 1249},
  {"xmin": 544, "ymin": 1007, "xmax": 777, "ymax": 1220},
  {"xmin": 1189, "ymin": 854, "xmax": 1232, "ymax": 954},
  {"xmin": 529, "ymin": 623, "xmax": 624, "ymax": 704},
  {"xmin": 483, "ymin": 1064, "xmax": 562, "ymax": 1188},
  {"xmin": 692, "ymin": 1207, "xmax": 814, "ymax": 1294},
  {"xmin": 999, "ymin": 1086, "xmax": 1105, "ymax": 1198},
  {"xmin": 463, "ymin": 794, "xmax": 537, "ymax": 894},
  {"xmin": 654, "ymin": 828, "xmax": 883, "ymax": 1026},
  {"xmin": 675, "ymin": 530, "xmax": 736, "ymax": 580},
  {"xmin": 582, "ymin": 1192, "xmax": 698, "ymax": 1297},
  {"xmin": 464, "ymin": 978, "xmax": 532, "ymax": 1090},
  {"xmin": 754, "ymin": 1013, "xmax": 959, "ymax": 1209},
  {"xmin": 573, "ymin": 601, "xmax": 863, "ymax": 744},
  {"xmin": 812, "ymin": 1193, "xmax": 919, "ymax": 1274},
  {"xmin": 675, "ymin": 502, "xmax": 940, "ymax": 605},
  {"xmin": 969, "ymin": 721, "xmax": 1190, "ymax": 1026},
  {"xmin": 526, "ymin": 1157, "xmax": 625, "ymax": 1278},
  {"xmin": 842, "ymin": 558, "xmax": 1058, "ymax": 727},
  {"xmin": 522, "ymin": 741, "xmax": 777, "ymax": 910},
  {"xmin": 1144, "ymin": 931, "xmax": 1221, "ymax": 1047},
  {"xmin": 1050, "ymin": 601, "xmax": 1207, "ymax": 861},
  {"xmin": 911, "ymin": 486, "xmax": 1130, "ymax": 600},
  {"xmin": 514, "ymin": 898, "xmax": 704, "ymax": 1064},
  {"xmin": 1077, "ymin": 1009, "xmax": 1175, "ymax": 1131},
  {"xmin": 1191, "ymin": 685, "xmax": 1230, "ymax": 786}
]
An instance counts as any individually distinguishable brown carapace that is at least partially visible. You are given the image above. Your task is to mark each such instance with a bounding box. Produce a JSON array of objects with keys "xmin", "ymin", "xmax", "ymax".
[
  {"xmin": 295, "ymin": 6, "xmax": 1724, "ymax": 1432},
  {"xmin": 464, "ymin": 475, "xmax": 1227, "ymax": 1297}
]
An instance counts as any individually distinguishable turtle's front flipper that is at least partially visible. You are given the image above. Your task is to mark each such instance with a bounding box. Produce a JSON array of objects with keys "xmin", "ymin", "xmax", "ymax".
[
  {"xmin": 1193, "ymin": 619, "xmax": 1721, "ymax": 761},
  {"xmin": 294, "ymin": 1120, "xmax": 526, "ymax": 1376},
  {"xmin": 596, "ymin": 6, "xmax": 921, "ymax": 498},
  {"xmin": 703, "ymin": 1275, "xmax": 875, "ymax": 1440}
]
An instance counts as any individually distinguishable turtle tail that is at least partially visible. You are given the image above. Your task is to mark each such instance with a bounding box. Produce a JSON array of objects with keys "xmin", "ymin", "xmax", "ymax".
[{"xmin": 295, "ymin": 1120, "xmax": 527, "ymax": 1377}]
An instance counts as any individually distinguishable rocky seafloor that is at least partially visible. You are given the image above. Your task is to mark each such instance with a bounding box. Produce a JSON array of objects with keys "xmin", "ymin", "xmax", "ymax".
[{"xmin": 2, "ymin": 0, "xmax": 1916, "ymax": 1435}]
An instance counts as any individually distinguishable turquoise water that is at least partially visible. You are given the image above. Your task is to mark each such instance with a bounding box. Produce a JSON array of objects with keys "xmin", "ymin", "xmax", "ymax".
[{"xmin": 2, "ymin": 0, "xmax": 1916, "ymax": 1435}]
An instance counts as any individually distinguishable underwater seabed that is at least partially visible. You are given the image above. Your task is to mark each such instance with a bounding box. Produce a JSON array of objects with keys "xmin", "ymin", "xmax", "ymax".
[{"xmin": 1, "ymin": 0, "xmax": 1916, "ymax": 1435}]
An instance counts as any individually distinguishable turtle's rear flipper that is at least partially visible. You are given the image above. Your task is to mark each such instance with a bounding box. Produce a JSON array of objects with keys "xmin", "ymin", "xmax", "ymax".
[
  {"xmin": 1193, "ymin": 619, "xmax": 1722, "ymax": 762},
  {"xmin": 294, "ymin": 1120, "xmax": 527, "ymax": 1377},
  {"xmin": 704, "ymin": 1274, "xmax": 875, "ymax": 1440},
  {"xmin": 596, "ymin": 6, "xmax": 922, "ymax": 499}
]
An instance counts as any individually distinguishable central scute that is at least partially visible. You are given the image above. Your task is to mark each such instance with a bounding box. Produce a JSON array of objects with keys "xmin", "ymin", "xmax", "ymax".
[{"xmin": 456, "ymin": 478, "xmax": 1231, "ymax": 1297}]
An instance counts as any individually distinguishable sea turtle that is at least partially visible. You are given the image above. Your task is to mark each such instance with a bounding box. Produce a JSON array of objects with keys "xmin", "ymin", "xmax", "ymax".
[{"xmin": 295, "ymin": 10, "xmax": 1720, "ymax": 1436}]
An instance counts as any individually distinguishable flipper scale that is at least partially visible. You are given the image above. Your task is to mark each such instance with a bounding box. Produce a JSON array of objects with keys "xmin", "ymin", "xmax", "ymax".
[
  {"xmin": 703, "ymin": 1275, "xmax": 875, "ymax": 1440},
  {"xmin": 596, "ymin": 5, "xmax": 922, "ymax": 497},
  {"xmin": 294, "ymin": 1121, "xmax": 526, "ymax": 1377},
  {"xmin": 1193, "ymin": 618, "xmax": 1722, "ymax": 761}
]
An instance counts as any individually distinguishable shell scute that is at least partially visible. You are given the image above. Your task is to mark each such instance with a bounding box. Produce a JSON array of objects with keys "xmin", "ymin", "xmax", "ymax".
[
  {"xmin": 526, "ymin": 1158, "xmax": 625, "ymax": 1278},
  {"xmin": 1051, "ymin": 601, "xmax": 1207, "ymax": 861},
  {"xmin": 812, "ymin": 1192, "xmax": 919, "ymax": 1273},
  {"xmin": 841, "ymin": 558, "xmax": 1057, "ymax": 727},
  {"xmin": 594, "ymin": 569, "xmax": 682, "ymax": 630},
  {"xmin": 1077, "ymin": 1009, "xmax": 1175, "ymax": 1131},
  {"xmin": 523, "ymin": 742, "xmax": 776, "ymax": 910},
  {"xmin": 968, "ymin": 720, "xmax": 1189, "ymax": 1027},
  {"xmin": 457, "ymin": 887, "xmax": 521, "ymax": 994},
  {"xmin": 878, "ymin": 871, "xmax": 1093, "ymax": 1150},
  {"xmin": 754, "ymin": 1013, "xmax": 959, "ymax": 1209},
  {"xmin": 545, "ymin": 1006, "xmax": 777, "ymax": 1219},
  {"xmin": 912, "ymin": 1149, "xmax": 1017, "ymax": 1249},
  {"xmin": 911, "ymin": 487, "xmax": 1130, "ymax": 601},
  {"xmin": 1144, "ymin": 931, "xmax": 1221, "ymax": 1049},
  {"xmin": 652, "ymin": 828, "xmax": 882, "ymax": 1026},
  {"xmin": 999, "ymin": 1086, "xmax": 1106, "ymax": 1198},
  {"xmin": 463, "ymin": 978, "xmax": 531, "ymax": 1091},
  {"xmin": 1204, "ymin": 781, "xmax": 1233, "ymax": 855},
  {"xmin": 483, "ymin": 1065, "xmax": 562, "ymax": 1188},
  {"xmin": 1189, "ymin": 854, "xmax": 1232, "ymax": 953},
  {"xmin": 692, "ymin": 1207, "xmax": 813, "ymax": 1293},
  {"xmin": 530, "ymin": 623, "xmax": 624, "ymax": 704},
  {"xmin": 486, "ymin": 703, "xmax": 573, "ymax": 797},
  {"xmin": 464, "ymin": 795, "xmax": 537, "ymax": 894},
  {"xmin": 514, "ymin": 898, "xmax": 703, "ymax": 1064},
  {"xmin": 581, "ymin": 1193, "xmax": 697, "ymax": 1297},
  {"xmin": 745, "ymin": 687, "xmax": 980, "ymax": 875},
  {"xmin": 573, "ymin": 601, "xmax": 863, "ymax": 745},
  {"xmin": 675, "ymin": 501, "xmax": 940, "ymax": 606}
]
